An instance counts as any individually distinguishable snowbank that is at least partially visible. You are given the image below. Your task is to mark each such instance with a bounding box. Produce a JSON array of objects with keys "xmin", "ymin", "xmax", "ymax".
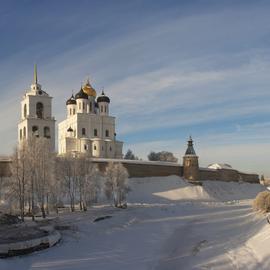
[{"xmin": 128, "ymin": 175, "xmax": 265, "ymax": 203}]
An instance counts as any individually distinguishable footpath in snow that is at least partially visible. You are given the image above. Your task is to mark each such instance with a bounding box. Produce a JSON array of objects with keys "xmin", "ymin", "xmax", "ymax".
[{"xmin": 0, "ymin": 175, "xmax": 269, "ymax": 270}]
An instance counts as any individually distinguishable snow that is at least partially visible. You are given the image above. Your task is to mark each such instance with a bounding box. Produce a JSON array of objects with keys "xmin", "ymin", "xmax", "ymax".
[
  {"xmin": 1, "ymin": 175, "xmax": 269, "ymax": 270},
  {"xmin": 208, "ymin": 163, "xmax": 233, "ymax": 170}
]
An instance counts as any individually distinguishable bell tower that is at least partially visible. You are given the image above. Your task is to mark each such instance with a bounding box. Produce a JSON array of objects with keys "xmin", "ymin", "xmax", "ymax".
[
  {"xmin": 183, "ymin": 136, "xmax": 200, "ymax": 184},
  {"xmin": 18, "ymin": 65, "xmax": 56, "ymax": 151}
]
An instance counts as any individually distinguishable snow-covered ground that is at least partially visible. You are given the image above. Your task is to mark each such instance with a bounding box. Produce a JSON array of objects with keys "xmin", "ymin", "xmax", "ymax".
[{"xmin": 1, "ymin": 176, "xmax": 269, "ymax": 270}]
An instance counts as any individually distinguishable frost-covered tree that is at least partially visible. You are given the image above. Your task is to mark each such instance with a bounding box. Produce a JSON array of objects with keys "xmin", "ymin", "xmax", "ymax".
[
  {"xmin": 56, "ymin": 154, "xmax": 77, "ymax": 212},
  {"xmin": 124, "ymin": 149, "xmax": 138, "ymax": 160},
  {"xmin": 34, "ymin": 138, "xmax": 55, "ymax": 218},
  {"xmin": 104, "ymin": 162, "xmax": 129, "ymax": 207},
  {"xmin": 148, "ymin": 151, "xmax": 178, "ymax": 163},
  {"xmin": 9, "ymin": 142, "xmax": 28, "ymax": 221}
]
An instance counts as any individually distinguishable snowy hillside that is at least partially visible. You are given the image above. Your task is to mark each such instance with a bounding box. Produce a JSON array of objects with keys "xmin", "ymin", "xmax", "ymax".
[
  {"xmin": 128, "ymin": 175, "xmax": 265, "ymax": 203},
  {"xmin": 1, "ymin": 176, "xmax": 270, "ymax": 270}
]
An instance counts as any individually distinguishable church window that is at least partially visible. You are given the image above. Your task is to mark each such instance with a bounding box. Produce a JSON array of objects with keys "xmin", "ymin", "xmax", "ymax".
[
  {"xmin": 24, "ymin": 104, "xmax": 27, "ymax": 118},
  {"xmin": 23, "ymin": 127, "xmax": 26, "ymax": 138},
  {"xmin": 70, "ymin": 108, "xmax": 72, "ymax": 115},
  {"xmin": 36, "ymin": 102, "xmax": 44, "ymax": 119},
  {"xmin": 73, "ymin": 108, "xmax": 75, "ymax": 114},
  {"xmin": 32, "ymin": 126, "xmax": 39, "ymax": 137},
  {"xmin": 110, "ymin": 146, "xmax": 112, "ymax": 151},
  {"xmin": 94, "ymin": 129, "xmax": 97, "ymax": 136},
  {"xmin": 90, "ymin": 102, "xmax": 92, "ymax": 112},
  {"xmin": 101, "ymin": 106, "xmax": 103, "ymax": 113},
  {"xmin": 94, "ymin": 145, "xmax": 97, "ymax": 150},
  {"xmin": 105, "ymin": 130, "xmax": 109, "ymax": 137},
  {"xmin": 82, "ymin": 128, "xmax": 86, "ymax": 136},
  {"xmin": 83, "ymin": 102, "xmax": 85, "ymax": 110},
  {"xmin": 105, "ymin": 106, "xmax": 107, "ymax": 113},
  {"xmin": 20, "ymin": 129, "xmax": 22, "ymax": 140},
  {"xmin": 44, "ymin": 127, "xmax": 50, "ymax": 138},
  {"xmin": 79, "ymin": 103, "xmax": 81, "ymax": 110},
  {"xmin": 84, "ymin": 144, "xmax": 87, "ymax": 150}
]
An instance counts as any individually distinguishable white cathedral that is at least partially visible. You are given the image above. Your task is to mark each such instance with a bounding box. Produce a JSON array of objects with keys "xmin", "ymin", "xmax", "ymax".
[{"xmin": 18, "ymin": 66, "xmax": 123, "ymax": 159}]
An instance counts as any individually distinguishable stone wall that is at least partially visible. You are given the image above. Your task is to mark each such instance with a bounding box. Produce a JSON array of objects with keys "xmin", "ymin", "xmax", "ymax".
[
  {"xmin": 0, "ymin": 158, "xmax": 259, "ymax": 183},
  {"xmin": 199, "ymin": 168, "xmax": 259, "ymax": 183},
  {"xmin": 92, "ymin": 159, "xmax": 183, "ymax": 178}
]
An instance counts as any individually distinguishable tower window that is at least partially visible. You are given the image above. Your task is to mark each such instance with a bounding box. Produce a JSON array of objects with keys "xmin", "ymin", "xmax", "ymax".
[
  {"xmin": 101, "ymin": 106, "xmax": 103, "ymax": 113},
  {"xmin": 23, "ymin": 127, "xmax": 26, "ymax": 138},
  {"xmin": 94, "ymin": 145, "xmax": 97, "ymax": 150},
  {"xmin": 105, "ymin": 106, "xmax": 107, "ymax": 113},
  {"xmin": 44, "ymin": 127, "xmax": 50, "ymax": 138},
  {"xmin": 82, "ymin": 128, "xmax": 86, "ymax": 136},
  {"xmin": 36, "ymin": 102, "xmax": 44, "ymax": 119},
  {"xmin": 94, "ymin": 129, "xmax": 97, "ymax": 136},
  {"xmin": 79, "ymin": 103, "xmax": 81, "ymax": 110},
  {"xmin": 70, "ymin": 108, "xmax": 72, "ymax": 115},
  {"xmin": 90, "ymin": 102, "xmax": 92, "ymax": 112},
  {"xmin": 24, "ymin": 104, "xmax": 27, "ymax": 118},
  {"xmin": 110, "ymin": 146, "xmax": 112, "ymax": 151},
  {"xmin": 105, "ymin": 130, "xmax": 109, "ymax": 137},
  {"xmin": 83, "ymin": 102, "xmax": 85, "ymax": 110},
  {"xmin": 84, "ymin": 144, "xmax": 88, "ymax": 150},
  {"xmin": 73, "ymin": 108, "xmax": 75, "ymax": 114},
  {"xmin": 20, "ymin": 129, "xmax": 22, "ymax": 140}
]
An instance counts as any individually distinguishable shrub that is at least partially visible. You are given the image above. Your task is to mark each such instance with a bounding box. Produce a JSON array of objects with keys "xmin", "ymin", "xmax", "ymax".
[{"xmin": 253, "ymin": 191, "xmax": 270, "ymax": 213}]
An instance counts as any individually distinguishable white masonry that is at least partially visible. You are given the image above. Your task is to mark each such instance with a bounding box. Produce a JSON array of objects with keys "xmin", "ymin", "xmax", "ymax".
[
  {"xmin": 58, "ymin": 79, "xmax": 123, "ymax": 158},
  {"xmin": 18, "ymin": 65, "xmax": 56, "ymax": 151}
]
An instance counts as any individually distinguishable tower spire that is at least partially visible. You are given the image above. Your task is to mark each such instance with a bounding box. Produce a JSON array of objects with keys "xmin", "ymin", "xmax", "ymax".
[{"xmin": 34, "ymin": 64, "xmax": 38, "ymax": 84}]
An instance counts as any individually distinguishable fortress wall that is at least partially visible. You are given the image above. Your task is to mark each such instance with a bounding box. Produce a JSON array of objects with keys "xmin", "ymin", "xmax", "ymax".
[
  {"xmin": 0, "ymin": 159, "xmax": 259, "ymax": 183},
  {"xmin": 92, "ymin": 159, "xmax": 183, "ymax": 178},
  {"xmin": 199, "ymin": 168, "xmax": 259, "ymax": 183},
  {"xmin": 0, "ymin": 160, "xmax": 11, "ymax": 177}
]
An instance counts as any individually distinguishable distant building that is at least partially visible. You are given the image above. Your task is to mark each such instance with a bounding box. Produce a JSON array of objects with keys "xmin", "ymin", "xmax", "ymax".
[
  {"xmin": 58, "ymin": 79, "xmax": 123, "ymax": 158},
  {"xmin": 208, "ymin": 163, "xmax": 233, "ymax": 170},
  {"xmin": 17, "ymin": 65, "xmax": 56, "ymax": 151}
]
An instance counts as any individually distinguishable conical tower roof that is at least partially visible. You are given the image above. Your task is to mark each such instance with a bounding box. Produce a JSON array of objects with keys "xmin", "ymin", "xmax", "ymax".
[{"xmin": 185, "ymin": 136, "xmax": 196, "ymax": 155}]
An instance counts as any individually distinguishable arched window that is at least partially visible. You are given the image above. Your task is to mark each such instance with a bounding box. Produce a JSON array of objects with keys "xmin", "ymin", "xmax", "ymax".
[
  {"xmin": 105, "ymin": 106, "xmax": 107, "ymax": 113},
  {"xmin": 70, "ymin": 108, "xmax": 72, "ymax": 115},
  {"xmin": 105, "ymin": 130, "xmax": 109, "ymax": 137},
  {"xmin": 32, "ymin": 126, "xmax": 39, "ymax": 137},
  {"xmin": 73, "ymin": 108, "xmax": 75, "ymax": 115},
  {"xmin": 110, "ymin": 146, "xmax": 112, "ymax": 151},
  {"xmin": 82, "ymin": 128, "xmax": 86, "ymax": 136},
  {"xmin": 44, "ymin": 127, "xmax": 50, "ymax": 138},
  {"xmin": 20, "ymin": 129, "xmax": 22, "ymax": 140},
  {"xmin": 24, "ymin": 104, "xmax": 27, "ymax": 118},
  {"xmin": 101, "ymin": 106, "xmax": 103, "ymax": 113},
  {"xmin": 90, "ymin": 102, "xmax": 92, "ymax": 112},
  {"xmin": 83, "ymin": 102, "xmax": 85, "ymax": 110},
  {"xmin": 23, "ymin": 127, "xmax": 26, "ymax": 138},
  {"xmin": 94, "ymin": 129, "xmax": 97, "ymax": 136},
  {"xmin": 79, "ymin": 103, "xmax": 81, "ymax": 110},
  {"xmin": 94, "ymin": 145, "xmax": 97, "ymax": 150},
  {"xmin": 36, "ymin": 102, "xmax": 44, "ymax": 119}
]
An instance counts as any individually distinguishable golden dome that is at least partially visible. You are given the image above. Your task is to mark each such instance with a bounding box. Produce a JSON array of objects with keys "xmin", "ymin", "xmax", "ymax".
[{"xmin": 82, "ymin": 79, "xmax": 96, "ymax": 97}]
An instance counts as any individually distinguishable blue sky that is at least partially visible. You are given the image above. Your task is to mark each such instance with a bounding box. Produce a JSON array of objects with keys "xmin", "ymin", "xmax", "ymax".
[{"xmin": 0, "ymin": 0, "xmax": 270, "ymax": 176}]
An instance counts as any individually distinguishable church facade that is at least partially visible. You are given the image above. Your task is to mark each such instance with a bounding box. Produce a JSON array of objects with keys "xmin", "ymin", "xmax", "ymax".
[
  {"xmin": 18, "ymin": 65, "xmax": 55, "ymax": 151},
  {"xmin": 58, "ymin": 79, "xmax": 123, "ymax": 158}
]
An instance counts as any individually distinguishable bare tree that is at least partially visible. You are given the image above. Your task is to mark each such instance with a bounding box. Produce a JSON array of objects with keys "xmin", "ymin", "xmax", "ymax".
[
  {"xmin": 35, "ymin": 138, "xmax": 55, "ymax": 218},
  {"xmin": 104, "ymin": 162, "xmax": 129, "ymax": 207},
  {"xmin": 56, "ymin": 154, "xmax": 77, "ymax": 212},
  {"xmin": 9, "ymin": 142, "xmax": 28, "ymax": 221}
]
